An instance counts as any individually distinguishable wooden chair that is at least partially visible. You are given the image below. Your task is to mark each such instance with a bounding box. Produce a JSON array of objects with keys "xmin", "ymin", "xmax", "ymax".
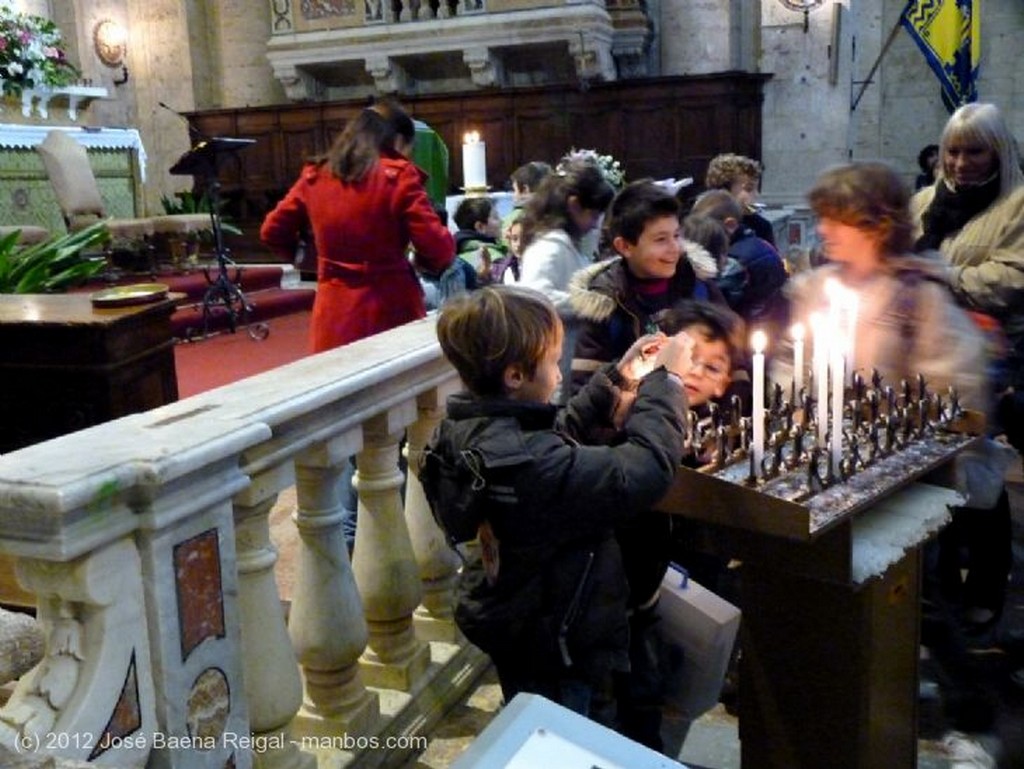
[{"xmin": 37, "ymin": 130, "xmax": 209, "ymax": 275}]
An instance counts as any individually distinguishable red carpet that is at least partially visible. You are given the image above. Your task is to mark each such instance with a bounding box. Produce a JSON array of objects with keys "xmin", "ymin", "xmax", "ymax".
[{"xmin": 174, "ymin": 310, "xmax": 312, "ymax": 398}]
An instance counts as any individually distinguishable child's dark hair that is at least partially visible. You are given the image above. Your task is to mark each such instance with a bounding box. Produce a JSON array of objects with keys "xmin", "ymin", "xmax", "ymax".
[
  {"xmin": 453, "ymin": 197, "xmax": 494, "ymax": 231},
  {"xmin": 511, "ymin": 161, "xmax": 553, "ymax": 193},
  {"xmin": 521, "ymin": 158, "xmax": 615, "ymax": 246},
  {"xmin": 436, "ymin": 285, "xmax": 561, "ymax": 397},
  {"xmin": 657, "ymin": 300, "xmax": 746, "ymax": 365},
  {"xmin": 605, "ymin": 180, "xmax": 681, "ymax": 245},
  {"xmin": 682, "ymin": 213, "xmax": 730, "ymax": 267},
  {"xmin": 690, "ymin": 189, "xmax": 743, "ymax": 224}
]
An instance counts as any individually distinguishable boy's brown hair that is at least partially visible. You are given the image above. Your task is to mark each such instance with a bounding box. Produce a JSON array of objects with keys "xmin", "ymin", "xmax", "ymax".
[
  {"xmin": 705, "ymin": 153, "xmax": 763, "ymax": 190},
  {"xmin": 690, "ymin": 189, "xmax": 744, "ymax": 225},
  {"xmin": 436, "ymin": 285, "xmax": 561, "ymax": 397}
]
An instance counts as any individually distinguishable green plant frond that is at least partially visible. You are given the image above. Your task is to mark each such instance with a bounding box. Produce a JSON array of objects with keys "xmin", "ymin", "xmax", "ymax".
[{"xmin": 0, "ymin": 221, "xmax": 111, "ymax": 293}]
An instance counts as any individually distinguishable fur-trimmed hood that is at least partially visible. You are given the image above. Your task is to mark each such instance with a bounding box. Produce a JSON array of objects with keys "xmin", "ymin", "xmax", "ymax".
[{"xmin": 568, "ymin": 240, "xmax": 713, "ymax": 323}]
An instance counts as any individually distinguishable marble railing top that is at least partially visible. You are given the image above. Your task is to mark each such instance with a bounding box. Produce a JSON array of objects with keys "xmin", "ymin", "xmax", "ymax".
[{"xmin": 0, "ymin": 315, "xmax": 455, "ymax": 560}]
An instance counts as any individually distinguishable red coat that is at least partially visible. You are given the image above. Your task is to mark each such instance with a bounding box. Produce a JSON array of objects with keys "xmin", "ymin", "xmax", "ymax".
[{"xmin": 261, "ymin": 153, "xmax": 454, "ymax": 352}]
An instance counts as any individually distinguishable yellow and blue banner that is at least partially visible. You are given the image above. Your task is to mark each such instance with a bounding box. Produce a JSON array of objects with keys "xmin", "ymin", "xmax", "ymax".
[{"xmin": 901, "ymin": 0, "xmax": 979, "ymax": 110}]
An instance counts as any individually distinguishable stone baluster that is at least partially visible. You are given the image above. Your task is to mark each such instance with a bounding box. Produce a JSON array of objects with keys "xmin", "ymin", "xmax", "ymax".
[
  {"xmin": 234, "ymin": 465, "xmax": 315, "ymax": 769},
  {"xmin": 405, "ymin": 387, "xmax": 461, "ymax": 642},
  {"xmin": 289, "ymin": 434, "xmax": 380, "ymax": 737},
  {"xmin": 352, "ymin": 408, "xmax": 431, "ymax": 691}
]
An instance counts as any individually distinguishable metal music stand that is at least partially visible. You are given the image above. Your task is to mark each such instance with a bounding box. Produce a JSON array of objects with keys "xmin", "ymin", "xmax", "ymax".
[{"xmin": 169, "ymin": 136, "xmax": 259, "ymax": 338}]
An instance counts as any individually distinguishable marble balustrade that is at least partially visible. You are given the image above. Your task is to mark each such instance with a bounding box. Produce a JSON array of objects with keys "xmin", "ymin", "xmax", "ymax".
[{"xmin": 0, "ymin": 316, "xmax": 479, "ymax": 769}]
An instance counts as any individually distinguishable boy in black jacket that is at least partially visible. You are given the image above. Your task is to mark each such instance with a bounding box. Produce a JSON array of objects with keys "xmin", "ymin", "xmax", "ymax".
[{"xmin": 420, "ymin": 285, "xmax": 691, "ymax": 725}]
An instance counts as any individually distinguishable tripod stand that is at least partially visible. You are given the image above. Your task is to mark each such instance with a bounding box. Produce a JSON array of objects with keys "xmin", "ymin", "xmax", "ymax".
[{"xmin": 169, "ymin": 137, "xmax": 261, "ymax": 339}]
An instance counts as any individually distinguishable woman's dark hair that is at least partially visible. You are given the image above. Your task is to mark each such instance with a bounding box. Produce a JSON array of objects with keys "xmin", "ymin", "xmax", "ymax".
[
  {"xmin": 520, "ymin": 158, "xmax": 615, "ymax": 247},
  {"xmin": 510, "ymin": 161, "xmax": 554, "ymax": 192},
  {"xmin": 324, "ymin": 99, "xmax": 416, "ymax": 183},
  {"xmin": 807, "ymin": 162, "xmax": 915, "ymax": 256}
]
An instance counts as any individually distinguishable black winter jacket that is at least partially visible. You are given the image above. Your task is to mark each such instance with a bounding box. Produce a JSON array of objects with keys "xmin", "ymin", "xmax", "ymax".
[{"xmin": 420, "ymin": 366, "xmax": 686, "ymax": 685}]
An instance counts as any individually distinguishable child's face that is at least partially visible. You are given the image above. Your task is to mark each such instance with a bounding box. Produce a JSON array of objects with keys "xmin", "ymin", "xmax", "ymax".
[
  {"xmin": 681, "ymin": 329, "xmax": 731, "ymax": 405},
  {"xmin": 512, "ymin": 180, "xmax": 529, "ymax": 203},
  {"xmin": 729, "ymin": 175, "xmax": 759, "ymax": 211},
  {"xmin": 476, "ymin": 208, "xmax": 502, "ymax": 239},
  {"xmin": 506, "ymin": 328, "xmax": 563, "ymax": 404},
  {"xmin": 506, "ymin": 222, "xmax": 523, "ymax": 257},
  {"xmin": 616, "ymin": 215, "xmax": 682, "ymax": 280},
  {"xmin": 568, "ymin": 196, "xmax": 604, "ymax": 235}
]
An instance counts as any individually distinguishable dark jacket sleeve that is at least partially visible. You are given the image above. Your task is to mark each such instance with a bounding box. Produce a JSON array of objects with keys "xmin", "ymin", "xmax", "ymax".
[
  {"xmin": 523, "ymin": 369, "xmax": 686, "ymax": 539},
  {"xmin": 571, "ymin": 317, "xmax": 621, "ymax": 396}
]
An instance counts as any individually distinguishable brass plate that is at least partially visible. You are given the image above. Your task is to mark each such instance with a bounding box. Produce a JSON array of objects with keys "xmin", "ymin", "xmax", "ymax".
[{"xmin": 90, "ymin": 283, "xmax": 169, "ymax": 308}]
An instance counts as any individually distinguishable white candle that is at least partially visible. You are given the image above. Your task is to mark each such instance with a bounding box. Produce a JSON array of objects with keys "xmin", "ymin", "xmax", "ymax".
[
  {"xmin": 462, "ymin": 131, "xmax": 487, "ymax": 189},
  {"xmin": 811, "ymin": 312, "xmax": 828, "ymax": 445},
  {"xmin": 830, "ymin": 334, "xmax": 845, "ymax": 473},
  {"xmin": 791, "ymin": 322, "xmax": 805, "ymax": 398},
  {"xmin": 844, "ymin": 290, "xmax": 859, "ymax": 385},
  {"xmin": 751, "ymin": 330, "xmax": 767, "ymax": 478}
]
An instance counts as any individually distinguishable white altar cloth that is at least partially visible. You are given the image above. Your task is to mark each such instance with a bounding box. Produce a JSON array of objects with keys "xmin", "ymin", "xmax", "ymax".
[{"xmin": 0, "ymin": 124, "xmax": 147, "ymax": 181}]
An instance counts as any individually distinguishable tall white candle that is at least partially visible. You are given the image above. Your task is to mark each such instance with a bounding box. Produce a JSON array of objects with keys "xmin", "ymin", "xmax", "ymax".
[
  {"xmin": 462, "ymin": 131, "xmax": 487, "ymax": 189},
  {"xmin": 830, "ymin": 334, "xmax": 845, "ymax": 472},
  {"xmin": 811, "ymin": 312, "xmax": 828, "ymax": 445},
  {"xmin": 844, "ymin": 290, "xmax": 859, "ymax": 385},
  {"xmin": 751, "ymin": 330, "xmax": 767, "ymax": 478},
  {"xmin": 791, "ymin": 322, "xmax": 805, "ymax": 398}
]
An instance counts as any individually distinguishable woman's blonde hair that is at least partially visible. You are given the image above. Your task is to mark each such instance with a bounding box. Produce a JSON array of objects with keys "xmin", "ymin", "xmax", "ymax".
[{"xmin": 939, "ymin": 102, "xmax": 1024, "ymax": 197}]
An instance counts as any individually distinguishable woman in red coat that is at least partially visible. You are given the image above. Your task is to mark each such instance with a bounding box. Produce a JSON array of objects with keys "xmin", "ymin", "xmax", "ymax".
[{"xmin": 261, "ymin": 100, "xmax": 454, "ymax": 352}]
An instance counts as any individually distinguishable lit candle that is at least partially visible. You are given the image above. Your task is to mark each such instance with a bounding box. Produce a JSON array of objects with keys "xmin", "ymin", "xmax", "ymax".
[
  {"xmin": 462, "ymin": 131, "xmax": 487, "ymax": 190},
  {"xmin": 811, "ymin": 312, "xmax": 828, "ymax": 446},
  {"xmin": 830, "ymin": 333, "xmax": 845, "ymax": 473},
  {"xmin": 791, "ymin": 322, "xmax": 805, "ymax": 398},
  {"xmin": 751, "ymin": 330, "xmax": 767, "ymax": 478}
]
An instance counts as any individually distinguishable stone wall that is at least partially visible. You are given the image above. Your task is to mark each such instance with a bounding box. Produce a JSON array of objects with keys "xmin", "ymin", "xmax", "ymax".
[{"xmin": 37, "ymin": 0, "xmax": 1024, "ymax": 220}]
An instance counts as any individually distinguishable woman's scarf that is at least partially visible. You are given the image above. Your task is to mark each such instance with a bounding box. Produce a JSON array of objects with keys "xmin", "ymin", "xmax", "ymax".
[{"xmin": 915, "ymin": 175, "xmax": 1001, "ymax": 252}]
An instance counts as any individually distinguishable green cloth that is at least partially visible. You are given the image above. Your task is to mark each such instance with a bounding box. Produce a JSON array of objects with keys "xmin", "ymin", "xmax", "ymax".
[{"xmin": 413, "ymin": 121, "xmax": 449, "ymax": 206}]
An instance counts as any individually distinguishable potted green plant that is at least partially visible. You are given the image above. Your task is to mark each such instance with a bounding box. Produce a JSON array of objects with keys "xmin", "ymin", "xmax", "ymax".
[{"xmin": 0, "ymin": 221, "xmax": 109, "ymax": 293}]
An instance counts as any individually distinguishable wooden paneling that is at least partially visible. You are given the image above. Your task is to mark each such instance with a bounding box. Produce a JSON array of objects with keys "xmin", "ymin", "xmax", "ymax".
[{"xmin": 186, "ymin": 74, "xmax": 768, "ymax": 257}]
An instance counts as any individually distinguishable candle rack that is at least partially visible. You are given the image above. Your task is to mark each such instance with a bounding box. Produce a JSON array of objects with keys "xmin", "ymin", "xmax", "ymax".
[{"xmin": 660, "ymin": 370, "xmax": 982, "ymax": 541}]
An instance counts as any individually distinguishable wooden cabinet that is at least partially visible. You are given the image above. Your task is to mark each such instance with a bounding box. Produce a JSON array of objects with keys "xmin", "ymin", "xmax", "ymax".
[
  {"xmin": 0, "ymin": 294, "xmax": 179, "ymax": 454},
  {"xmin": 185, "ymin": 73, "xmax": 769, "ymax": 259}
]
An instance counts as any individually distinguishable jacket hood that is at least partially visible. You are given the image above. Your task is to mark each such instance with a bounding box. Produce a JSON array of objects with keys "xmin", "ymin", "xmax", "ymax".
[{"xmin": 567, "ymin": 240, "xmax": 708, "ymax": 323}]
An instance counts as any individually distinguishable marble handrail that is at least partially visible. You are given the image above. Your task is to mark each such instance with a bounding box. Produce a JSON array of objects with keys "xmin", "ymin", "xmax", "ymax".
[{"xmin": 0, "ymin": 315, "xmax": 466, "ymax": 768}]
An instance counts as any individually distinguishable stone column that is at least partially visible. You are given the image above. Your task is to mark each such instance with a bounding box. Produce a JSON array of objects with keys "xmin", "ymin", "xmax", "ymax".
[
  {"xmin": 234, "ymin": 465, "xmax": 315, "ymax": 769},
  {"xmin": 405, "ymin": 387, "xmax": 461, "ymax": 642},
  {"xmin": 289, "ymin": 434, "xmax": 380, "ymax": 737},
  {"xmin": 353, "ymin": 408, "xmax": 431, "ymax": 691}
]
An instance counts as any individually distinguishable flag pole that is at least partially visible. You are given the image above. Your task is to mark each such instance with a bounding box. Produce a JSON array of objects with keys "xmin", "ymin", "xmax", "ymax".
[{"xmin": 850, "ymin": 13, "xmax": 904, "ymax": 112}]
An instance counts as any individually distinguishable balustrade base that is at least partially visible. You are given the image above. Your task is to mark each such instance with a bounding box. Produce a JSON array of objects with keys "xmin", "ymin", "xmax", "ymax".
[
  {"xmin": 293, "ymin": 687, "xmax": 381, "ymax": 740},
  {"xmin": 412, "ymin": 608, "xmax": 458, "ymax": 643},
  {"xmin": 251, "ymin": 729, "xmax": 318, "ymax": 769},
  {"xmin": 359, "ymin": 640, "xmax": 430, "ymax": 691}
]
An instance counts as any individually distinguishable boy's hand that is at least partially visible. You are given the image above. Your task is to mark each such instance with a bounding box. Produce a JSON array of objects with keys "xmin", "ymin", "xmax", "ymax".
[
  {"xmin": 619, "ymin": 333, "xmax": 667, "ymax": 381},
  {"xmin": 653, "ymin": 331, "xmax": 695, "ymax": 380}
]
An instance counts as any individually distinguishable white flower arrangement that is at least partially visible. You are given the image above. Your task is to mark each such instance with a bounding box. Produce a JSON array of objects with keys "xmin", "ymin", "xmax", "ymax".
[{"xmin": 558, "ymin": 148, "xmax": 625, "ymax": 189}]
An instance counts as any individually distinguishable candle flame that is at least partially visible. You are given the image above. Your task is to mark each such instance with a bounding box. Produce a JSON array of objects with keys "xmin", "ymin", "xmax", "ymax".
[
  {"xmin": 463, "ymin": 131, "xmax": 480, "ymax": 144},
  {"xmin": 751, "ymin": 329, "xmax": 767, "ymax": 354},
  {"xmin": 790, "ymin": 322, "xmax": 804, "ymax": 342}
]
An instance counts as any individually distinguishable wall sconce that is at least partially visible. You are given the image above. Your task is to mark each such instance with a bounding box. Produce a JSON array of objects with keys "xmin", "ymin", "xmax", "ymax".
[
  {"xmin": 93, "ymin": 19, "xmax": 129, "ymax": 86},
  {"xmin": 778, "ymin": 0, "xmax": 825, "ymax": 33}
]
